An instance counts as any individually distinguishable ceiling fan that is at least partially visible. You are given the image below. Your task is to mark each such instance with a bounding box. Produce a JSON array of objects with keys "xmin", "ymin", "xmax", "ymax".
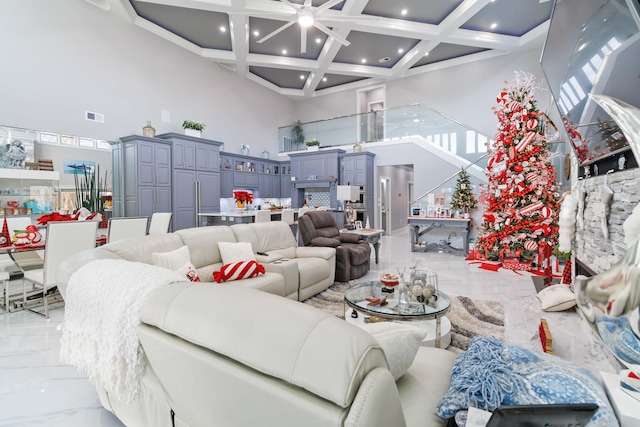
[{"xmin": 255, "ymin": 0, "xmax": 354, "ymax": 53}]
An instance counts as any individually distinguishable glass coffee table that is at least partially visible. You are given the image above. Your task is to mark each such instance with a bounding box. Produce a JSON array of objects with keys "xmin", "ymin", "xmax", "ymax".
[{"xmin": 344, "ymin": 281, "xmax": 452, "ymax": 348}]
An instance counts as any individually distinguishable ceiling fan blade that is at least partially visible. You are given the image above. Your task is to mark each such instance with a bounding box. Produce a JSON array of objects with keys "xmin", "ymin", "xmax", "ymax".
[
  {"xmin": 314, "ymin": 0, "xmax": 346, "ymax": 14},
  {"xmin": 301, "ymin": 26, "xmax": 307, "ymax": 53},
  {"xmin": 281, "ymin": 0, "xmax": 300, "ymax": 11},
  {"xmin": 256, "ymin": 19, "xmax": 297, "ymax": 44},
  {"xmin": 313, "ymin": 21, "xmax": 350, "ymax": 46}
]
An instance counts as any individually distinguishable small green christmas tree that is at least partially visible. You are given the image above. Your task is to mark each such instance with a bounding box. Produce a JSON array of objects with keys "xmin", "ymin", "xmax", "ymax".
[{"xmin": 450, "ymin": 168, "xmax": 477, "ymax": 213}]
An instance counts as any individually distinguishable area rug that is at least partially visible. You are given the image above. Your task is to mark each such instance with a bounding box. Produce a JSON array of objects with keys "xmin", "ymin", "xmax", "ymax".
[{"xmin": 303, "ymin": 282, "xmax": 505, "ymax": 352}]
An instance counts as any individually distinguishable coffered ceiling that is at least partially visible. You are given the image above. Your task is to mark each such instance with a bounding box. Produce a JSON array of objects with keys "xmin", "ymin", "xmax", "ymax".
[{"xmin": 108, "ymin": 0, "xmax": 553, "ymax": 98}]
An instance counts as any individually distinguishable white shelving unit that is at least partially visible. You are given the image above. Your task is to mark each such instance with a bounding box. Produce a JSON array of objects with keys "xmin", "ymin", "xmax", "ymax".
[{"xmin": 0, "ymin": 169, "xmax": 60, "ymax": 215}]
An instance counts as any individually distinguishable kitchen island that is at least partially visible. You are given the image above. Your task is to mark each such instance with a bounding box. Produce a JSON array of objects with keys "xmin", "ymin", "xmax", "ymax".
[{"xmin": 198, "ymin": 210, "xmax": 289, "ymax": 226}]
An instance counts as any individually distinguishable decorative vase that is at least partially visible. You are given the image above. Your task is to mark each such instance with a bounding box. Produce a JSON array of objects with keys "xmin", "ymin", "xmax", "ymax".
[
  {"xmin": 236, "ymin": 200, "xmax": 245, "ymax": 209},
  {"xmin": 184, "ymin": 128, "xmax": 202, "ymax": 138},
  {"xmin": 307, "ymin": 145, "xmax": 319, "ymax": 151},
  {"xmin": 143, "ymin": 121, "xmax": 156, "ymax": 138},
  {"xmin": 353, "ymin": 142, "xmax": 362, "ymax": 152},
  {"xmin": 262, "ymin": 150, "xmax": 270, "ymax": 159}
]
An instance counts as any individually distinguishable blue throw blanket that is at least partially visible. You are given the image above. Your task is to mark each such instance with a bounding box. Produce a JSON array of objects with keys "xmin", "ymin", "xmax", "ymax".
[{"xmin": 436, "ymin": 336, "xmax": 617, "ymax": 426}]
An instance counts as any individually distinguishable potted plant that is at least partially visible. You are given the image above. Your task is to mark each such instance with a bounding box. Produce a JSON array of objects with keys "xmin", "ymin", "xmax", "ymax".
[
  {"xmin": 305, "ymin": 138, "xmax": 320, "ymax": 151},
  {"xmin": 291, "ymin": 120, "xmax": 304, "ymax": 146},
  {"xmin": 182, "ymin": 120, "xmax": 205, "ymax": 137},
  {"xmin": 74, "ymin": 164, "xmax": 108, "ymax": 226}
]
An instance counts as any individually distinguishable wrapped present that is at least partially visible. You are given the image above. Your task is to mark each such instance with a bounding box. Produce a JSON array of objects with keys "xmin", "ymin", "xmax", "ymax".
[{"xmin": 502, "ymin": 258, "xmax": 532, "ymax": 271}]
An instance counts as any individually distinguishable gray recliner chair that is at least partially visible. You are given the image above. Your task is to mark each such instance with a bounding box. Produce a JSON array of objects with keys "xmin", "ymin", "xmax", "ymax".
[{"xmin": 298, "ymin": 210, "xmax": 370, "ymax": 282}]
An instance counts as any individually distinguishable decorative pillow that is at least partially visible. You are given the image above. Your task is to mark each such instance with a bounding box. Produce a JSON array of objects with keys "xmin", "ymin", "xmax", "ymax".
[
  {"xmin": 176, "ymin": 261, "xmax": 200, "ymax": 282},
  {"xmin": 596, "ymin": 316, "xmax": 640, "ymax": 365},
  {"xmin": 436, "ymin": 336, "xmax": 617, "ymax": 427},
  {"xmin": 360, "ymin": 322, "xmax": 427, "ymax": 381},
  {"xmin": 213, "ymin": 260, "xmax": 265, "ymax": 283},
  {"xmin": 536, "ymin": 284, "xmax": 576, "ymax": 312},
  {"xmin": 217, "ymin": 241, "xmax": 256, "ymax": 264},
  {"xmin": 152, "ymin": 246, "xmax": 191, "ymax": 271}
]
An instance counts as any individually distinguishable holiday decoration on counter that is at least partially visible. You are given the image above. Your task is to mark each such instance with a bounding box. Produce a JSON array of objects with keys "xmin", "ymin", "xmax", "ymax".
[
  {"xmin": 450, "ymin": 168, "xmax": 477, "ymax": 215},
  {"xmin": 233, "ymin": 190, "xmax": 253, "ymax": 208},
  {"xmin": 476, "ymin": 72, "xmax": 560, "ymax": 264}
]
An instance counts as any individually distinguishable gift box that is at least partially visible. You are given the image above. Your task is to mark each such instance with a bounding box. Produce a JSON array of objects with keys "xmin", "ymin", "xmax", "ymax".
[{"xmin": 502, "ymin": 258, "xmax": 532, "ymax": 271}]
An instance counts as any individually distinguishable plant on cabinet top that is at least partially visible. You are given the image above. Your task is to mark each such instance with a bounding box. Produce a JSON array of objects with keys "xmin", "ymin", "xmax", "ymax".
[{"xmin": 182, "ymin": 120, "xmax": 205, "ymax": 131}]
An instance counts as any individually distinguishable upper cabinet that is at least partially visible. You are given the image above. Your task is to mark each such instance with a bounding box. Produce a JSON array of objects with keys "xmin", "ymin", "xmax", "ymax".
[
  {"xmin": 157, "ymin": 133, "xmax": 220, "ymax": 172},
  {"xmin": 290, "ymin": 149, "xmax": 343, "ymax": 181},
  {"xmin": 341, "ymin": 152, "xmax": 375, "ymax": 187}
]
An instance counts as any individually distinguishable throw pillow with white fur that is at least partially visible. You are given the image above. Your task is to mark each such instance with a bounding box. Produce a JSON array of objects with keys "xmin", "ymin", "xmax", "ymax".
[
  {"xmin": 218, "ymin": 241, "xmax": 256, "ymax": 264},
  {"xmin": 361, "ymin": 322, "xmax": 427, "ymax": 381},
  {"xmin": 152, "ymin": 246, "xmax": 191, "ymax": 271},
  {"xmin": 536, "ymin": 284, "xmax": 576, "ymax": 312}
]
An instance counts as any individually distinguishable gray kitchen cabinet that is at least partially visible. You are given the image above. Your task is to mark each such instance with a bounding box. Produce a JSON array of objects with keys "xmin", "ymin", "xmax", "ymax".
[
  {"xmin": 158, "ymin": 133, "xmax": 220, "ymax": 172},
  {"xmin": 113, "ymin": 136, "xmax": 172, "ymax": 220},
  {"xmin": 290, "ymin": 149, "xmax": 342, "ymax": 181},
  {"xmin": 258, "ymin": 174, "xmax": 272, "ymax": 197},
  {"xmin": 173, "ymin": 169, "xmax": 220, "ymax": 230},
  {"xmin": 220, "ymin": 170, "xmax": 234, "ymax": 197},
  {"xmin": 341, "ymin": 152, "xmax": 374, "ymax": 186},
  {"xmin": 233, "ymin": 171, "xmax": 259, "ymax": 189}
]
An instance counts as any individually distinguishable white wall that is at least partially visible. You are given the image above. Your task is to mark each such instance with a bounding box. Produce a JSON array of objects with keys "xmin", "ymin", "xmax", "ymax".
[{"xmin": 0, "ymin": 0, "xmax": 296, "ymax": 155}]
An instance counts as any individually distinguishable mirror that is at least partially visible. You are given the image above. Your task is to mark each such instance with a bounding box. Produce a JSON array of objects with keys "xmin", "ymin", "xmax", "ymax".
[
  {"xmin": 541, "ymin": 0, "xmax": 640, "ymax": 166},
  {"xmin": 576, "ymin": 235, "xmax": 640, "ymax": 367}
]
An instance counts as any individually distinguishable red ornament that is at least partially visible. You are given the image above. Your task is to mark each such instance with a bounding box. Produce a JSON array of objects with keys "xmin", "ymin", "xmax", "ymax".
[{"xmin": 524, "ymin": 240, "xmax": 538, "ymax": 251}]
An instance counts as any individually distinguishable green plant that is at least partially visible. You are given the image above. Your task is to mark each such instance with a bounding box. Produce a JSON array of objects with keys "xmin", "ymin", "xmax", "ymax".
[
  {"xmin": 305, "ymin": 138, "xmax": 320, "ymax": 147},
  {"xmin": 74, "ymin": 164, "xmax": 107, "ymax": 213},
  {"xmin": 292, "ymin": 120, "xmax": 304, "ymax": 145},
  {"xmin": 182, "ymin": 120, "xmax": 205, "ymax": 131}
]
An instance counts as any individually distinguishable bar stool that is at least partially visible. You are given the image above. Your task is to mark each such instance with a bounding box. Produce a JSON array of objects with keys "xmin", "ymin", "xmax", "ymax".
[
  {"xmin": 1, "ymin": 270, "xmax": 10, "ymax": 312},
  {"xmin": 281, "ymin": 209, "xmax": 296, "ymax": 235},
  {"xmin": 255, "ymin": 210, "xmax": 272, "ymax": 223}
]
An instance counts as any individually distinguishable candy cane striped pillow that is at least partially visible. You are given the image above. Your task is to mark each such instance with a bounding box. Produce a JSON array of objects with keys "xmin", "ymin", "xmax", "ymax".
[{"xmin": 213, "ymin": 260, "xmax": 265, "ymax": 283}]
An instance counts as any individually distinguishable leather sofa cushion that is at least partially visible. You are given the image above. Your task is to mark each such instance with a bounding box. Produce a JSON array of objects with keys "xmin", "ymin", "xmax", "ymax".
[
  {"xmin": 296, "ymin": 257, "xmax": 333, "ymax": 288},
  {"xmin": 102, "ymin": 234, "xmax": 184, "ymax": 265},
  {"xmin": 176, "ymin": 226, "xmax": 237, "ymax": 268},
  {"xmin": 231, "ymin": 222, "xmax": 297, "ymax": 256},
  {"xmin": 141, "ymin": 283, "xmax": 387, "ymax": 408}
]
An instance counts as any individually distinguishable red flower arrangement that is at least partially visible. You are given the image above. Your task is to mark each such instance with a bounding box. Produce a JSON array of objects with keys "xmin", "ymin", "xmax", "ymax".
[{"xmin": 233, "ymin": 190, "xmax": 253, "ymax": 205}]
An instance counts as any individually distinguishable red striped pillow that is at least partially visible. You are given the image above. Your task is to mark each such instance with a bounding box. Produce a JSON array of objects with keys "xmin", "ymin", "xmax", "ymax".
[{"xmin": 213, "ymin": 260, "xmax": 265, "ymax": 283}]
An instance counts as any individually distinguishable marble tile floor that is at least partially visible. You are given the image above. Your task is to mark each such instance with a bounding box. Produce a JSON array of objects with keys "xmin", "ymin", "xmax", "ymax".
[{"xmin": 0, "ymin": 227, "xmax": 621, "ymax": 426}]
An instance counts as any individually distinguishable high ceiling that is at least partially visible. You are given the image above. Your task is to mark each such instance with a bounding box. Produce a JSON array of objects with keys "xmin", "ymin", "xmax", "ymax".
[{"xmin": 107, "ymin": 0, "xmax": 553, "ymax": 99}]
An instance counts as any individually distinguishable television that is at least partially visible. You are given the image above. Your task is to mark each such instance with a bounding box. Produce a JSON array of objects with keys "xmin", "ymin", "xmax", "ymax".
[{"xmin": 541, "ymin": 0, "xmax": 640, "ymax": 166}]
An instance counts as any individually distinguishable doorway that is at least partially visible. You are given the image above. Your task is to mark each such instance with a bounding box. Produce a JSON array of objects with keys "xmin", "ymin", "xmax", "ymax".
[
  {"xmin": 357, "ymin": 85, "xmax": 385, "ymax": 142},
  {"xmin": 379, "ymin": 176, "xmax": 391, "ymax": 235}
]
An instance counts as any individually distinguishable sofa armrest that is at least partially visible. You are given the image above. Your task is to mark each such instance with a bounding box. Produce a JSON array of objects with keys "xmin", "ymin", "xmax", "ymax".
[
  {"xmin": 345, "ymin": 367, "xmax": 406, "ymax": 427},
  {"xmin": 295, "ymin": 246, "xmax": 336, "ymax": 260},
  {"xmin": 310, "ymin": 237, "xmax": 341, "ymax": 247},
  {"xmin": 255, "ymin": 253, "xmax": 285, "ymax": 264},
  {"xmin": 340, "ymin": 233, "xmax": 362, "ymax": 244}
]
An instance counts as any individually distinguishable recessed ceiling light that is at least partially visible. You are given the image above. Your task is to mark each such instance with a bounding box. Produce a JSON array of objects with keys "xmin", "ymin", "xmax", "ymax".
[
  {"xmin": 398, "ymin": 48, "xmax": 404, "ymax": 54},
  {"xmin": 300, "ymin": 75, "xmax": 305, "ymax": 80},
  {"xmin": 322, "ymin": 77, "xmax": 327, "ymax": 82},
  {"xmin": 219, "ymin": 26, "xmax": 226, "ymax": 32},
  {"xmin": 401, "ymin": 9, "xmax": 408, "ymax": 15},
  {"xmin": 413, "ymin": 118, "xmax": 420, "ymax": 123},
  {"xmin": 361, "ymin": 58, "xmax": 367, "ymax": 63},
  {"xmin": 315, "ymin": 38, "xmax": 322, "ymax": 43},
  {"xmin": 424, "ymin": 52, "xmax": 429, "ymax": 56},
  {"xmin": 490, "ymin": 22, "xmax": 497, "ymax": 29},
  {"xmin": 253, "ymin": 30, "xmax": 260, "ymax": 37},
  {"xmin": 282, "ymin": 49, "xmax": 287, "ymax": 55}
]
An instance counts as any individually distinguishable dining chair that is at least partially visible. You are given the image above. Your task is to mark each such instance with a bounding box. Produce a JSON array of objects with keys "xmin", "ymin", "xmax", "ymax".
[
  {"xmin": 107, "ymin": 217, "xmax": 149, "ymax": 243},
  {"xmin": 22, "ymin": 220, "xmax": 99, "ymax": 318},
  {"xmin": 281, "ymin": 209, "xmax": 296, "ymax": 236},
  {"xmin": 255, "ymin": 210, "xmax": 272, "ymax": 223},
  {"xmin": 148, "ymin": 212, "xmax": 173, "ymax": 234},
  {"xmin": 1, "ymin": 270, "xmax": 9, "ymax": 312}
]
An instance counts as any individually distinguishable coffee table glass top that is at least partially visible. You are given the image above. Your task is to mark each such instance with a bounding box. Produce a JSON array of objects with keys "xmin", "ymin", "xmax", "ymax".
[{"xmin": 344, "ymin": 281, "xmax": 451, "ymax": 321}]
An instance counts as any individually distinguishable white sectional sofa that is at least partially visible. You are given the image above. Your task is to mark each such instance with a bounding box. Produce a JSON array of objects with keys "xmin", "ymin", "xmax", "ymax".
[{"xmin": 56, "ymin": 221, "xmax": 456, "ymax": 427}]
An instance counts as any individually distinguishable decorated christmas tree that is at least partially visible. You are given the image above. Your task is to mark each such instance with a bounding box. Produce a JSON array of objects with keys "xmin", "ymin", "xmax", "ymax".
[
  {"xmin": 450, "ymin": 168, "xmax": 477, "ymax": 214},
  {"xmin": 476, "ymin": 72, "xmax": 560, "ymax": 262}
]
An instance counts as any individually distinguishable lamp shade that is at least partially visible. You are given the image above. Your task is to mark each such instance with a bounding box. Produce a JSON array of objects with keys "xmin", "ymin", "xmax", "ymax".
[{"xmin": 337, "ymin": 185, "xmax": 359, "ymax": 201}]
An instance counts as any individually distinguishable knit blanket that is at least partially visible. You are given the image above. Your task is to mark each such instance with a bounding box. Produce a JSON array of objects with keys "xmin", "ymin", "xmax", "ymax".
[{"xmin": 60, "ymin": 259, "xmax": 188, "ymax": 403}]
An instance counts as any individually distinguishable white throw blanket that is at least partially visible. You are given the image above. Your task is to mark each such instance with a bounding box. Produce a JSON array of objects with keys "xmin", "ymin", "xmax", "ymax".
[{"xmin": 60, "ymin": 259, "xmax": 188, "ymax": 403}]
